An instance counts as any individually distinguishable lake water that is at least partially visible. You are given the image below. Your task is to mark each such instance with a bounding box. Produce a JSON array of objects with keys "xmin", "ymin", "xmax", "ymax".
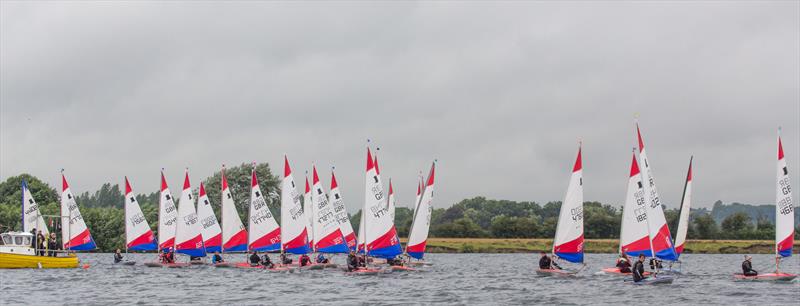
[{"xmin": 2, "ymin": 253, "xmax": 798, "ymax": 305}]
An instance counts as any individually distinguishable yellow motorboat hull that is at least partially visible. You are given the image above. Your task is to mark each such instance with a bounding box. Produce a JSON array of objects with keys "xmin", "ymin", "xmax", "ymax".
[{"xmin": 0, "ymin": 253, "xmax": 79, "ymax": 269}]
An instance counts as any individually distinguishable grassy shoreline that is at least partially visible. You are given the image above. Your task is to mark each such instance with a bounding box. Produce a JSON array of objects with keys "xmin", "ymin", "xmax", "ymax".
[{"xmin": 405, "ymin": 238, "xmax": 800, "ymax": 254}]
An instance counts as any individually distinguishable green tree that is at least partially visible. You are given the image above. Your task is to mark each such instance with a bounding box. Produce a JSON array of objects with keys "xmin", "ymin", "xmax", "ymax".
[
  {"xmin": 720, "ymin": 212, "xmax": 753, "ymax": 238},
  {"xmin": 692, "ymin": 214, "xmax": 718, "ymax": 239},
  {"xmin": 201, "ymin": 163, "xmax": 280, "ymax": 222}
]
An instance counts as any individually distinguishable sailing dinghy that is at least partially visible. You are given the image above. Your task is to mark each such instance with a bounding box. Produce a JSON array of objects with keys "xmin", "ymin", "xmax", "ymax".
[
  {"xmin": 663, "ymin": 157, "xmax": 693, "ymax": 274},
  {"xmin": 21, "ymin": 180, "xmax": 49, "ymax": 236},
  {"xmin": 236, "ymin": 165, "xmax": 288, "ymax": 271},
  {"xmin": 405, "ymin": 162, "xmax": 436, "ymax": 268},
  {"xmin": 61, "ymin": 172, "xmax": 97, "ymax": 252},
  {"xmin": 218, "ymin": 165, "xmax": 247, "ymax": 267},
  {"xmin": 600, "ymin": 151, "xmax": 652, "ymax": 276},
  {"xmin": 330, "ymin": 170, "xmax": 358, "ymax": 251},
  {"xmin": 311, "ymin": 165, "xmax": 348, "ymax": 269},
  {"xmin": 280, "ymin": 157, "xmax": 311, "ymax": 268},
  {"xmin": 173, "ymin": 170, "xmax": 205, "ymax": 266},
  {"xmin": 734, "ymin": 131, "xmax": 797, "ymax": 282},
  {"xmin": 537, "ymin": 145, "xmax": 584, "ymax": 277},
  {"xmin": 122, "ymin": 177, "xmax": 157, "ymax": 265},
  {"xmin": 197, "ymin": 182, "xmax": 223, "ymax": 262},
  {"xmin": 145, "ymin": 171, "xmax": 180, "ymax": 267},
  {"xmin": 304, "ymin": 175, "xmax": 314, "ymax": 251}
]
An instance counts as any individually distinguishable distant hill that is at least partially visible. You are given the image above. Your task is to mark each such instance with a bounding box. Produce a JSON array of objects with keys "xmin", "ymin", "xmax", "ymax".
[{"xmin": 700, "ymin": 200, "xmax": 800, "ymax": 225}]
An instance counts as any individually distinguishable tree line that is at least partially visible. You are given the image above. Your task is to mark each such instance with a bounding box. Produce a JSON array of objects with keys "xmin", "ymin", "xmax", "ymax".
[{"xmin": 0, "ymin": 165, "xmax": 797, "ymax": 252}]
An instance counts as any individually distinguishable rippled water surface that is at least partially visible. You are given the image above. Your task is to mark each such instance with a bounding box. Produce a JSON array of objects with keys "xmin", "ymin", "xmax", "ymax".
[{"xmin": 2, "ymin": 253, "xmax": 798, "ymax": 305}]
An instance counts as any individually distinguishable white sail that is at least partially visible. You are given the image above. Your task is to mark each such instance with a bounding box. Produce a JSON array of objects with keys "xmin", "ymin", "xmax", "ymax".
[
  {"xmin": 197, "ymin": 183, "xmax": 222, "ymax": 253},
  {"xmin": 174, "ymin": 170, "xmax": 205, "ymax": 257},
  {"xmin": 60, "ymin": 173, "xmax": 96, "ymax": 250},
  {"xmin": 124, "ymin": 177, "xmax": 156, "ymax": 251},
  {"xmin": 280, "ymin": 156, "xmax": 309, "ymax": 254},
  {"xmin": 406, "ymin": 162, "xmax": 436, "ymax": 259},
  {"xmin": 387, "ymin": 179, "xmax": 397, "ymax": 221},
  {"xmin": 221, "ymin": 166, "xmax": 248, "ymax": 252},
  {"xmin": 674, "ymin": 157, "xmax": 693, "ymax": 256},
  {"xmin": 304, "ymin": 175, "xmax": 314, "ymax": 249},
  {"xmin": 619, "ymin": 151, "xmax": 651, "ymax": 257},
  {"xmin": 776, "ymin": 132, "xmax": 794, "ymax": 258},
  {"xmin": 21, "ymin": 180, "xmax": 48, "ymax": 235},
  {"xmin": 330, "ymin": 170, "xmax": 357, "ymax": 250},
  {"xmin": 248, "ymin": 167, "xmax": 281, "ymax": 251},
  {"xmin": 637, "ymin": 123, "xmax": 677, "ymax": 261},
  {"xmin": 158, "ymin": 171, "xmax": 178, "ymax": 251},
  {"xmin": 552, "ymin": 146, "xmax": 584, "ymax": 263},
  {"xmin": 312, "ymin": 165, "xmax": 347, "ymax": 253},
  {"xmin": 361, "ymin": 147, "xmax": 401, "ymax": 258}
]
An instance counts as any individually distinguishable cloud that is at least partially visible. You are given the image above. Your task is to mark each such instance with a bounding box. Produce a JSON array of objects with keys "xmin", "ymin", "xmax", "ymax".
[{"xmin": 2, "ymin": 1, "xmax": 798, "ymax": 213}]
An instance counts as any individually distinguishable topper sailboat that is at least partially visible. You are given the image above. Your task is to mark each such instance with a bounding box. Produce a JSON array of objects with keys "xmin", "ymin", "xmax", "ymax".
[
  {"xmin": 122, "ymin": 177, "xmax": 157, "ymax": 265},
  {"xmin": 236, "ymin": 165, "xmax": 287, "ymax": 271},
  {"xmin": 538, "ymin": 144, "xmax": 584, "ymax": 277},
  {"xmin": 21, "ymin": 180, "xmax": 49, "ymax": 236},
  {"xmin": 330, "ymin": 170, "xmax": 357, "ymax": 251},
  {"xmin": 219, "ymin": 165, "xmax": 248, "ymax": 266},
  {"xmin": 197, "ymin": 182, "xmax": 223, "ymax": 258},
  {"xmin": 173, "ymin": 170, "xmax": 205, "ymax": 265},
  {"xmin": 61, "ymin": 172, "xmax": 97, "ymax": 252},
  {"xmin": 405, "ymin": 162, "xmax": 436, "ymax": 267},
  {"xmin": 145, "ymin": 171, "xmax": 180, "ymax": 267},
  {"xmin": 311, "ymin": 165, "xmax": 348, "ymax": 256},
  {"xmin": 734, "ymin": 130, "xmax": 797, "ymax": 281},
  {"xmin": 280, "ymin": 157, "xmax": 310, "ymax": 257},
  {"xmin": 304, "ymin": 175, "xmax": 314, "ymax": 251}
]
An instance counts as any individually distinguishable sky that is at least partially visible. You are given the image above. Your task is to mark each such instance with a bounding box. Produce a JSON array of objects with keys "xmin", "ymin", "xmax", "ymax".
[{"xmin": 1, "ymin": 1, "xmax": 798, "ymax": 213}]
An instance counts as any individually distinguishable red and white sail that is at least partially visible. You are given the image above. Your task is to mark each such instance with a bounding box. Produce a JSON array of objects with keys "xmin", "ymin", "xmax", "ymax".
[
  {"xmin": 248, "ymin": 167, "xmax": 281, "ymax": 252},
  {"xmin": 197, "ymin": 183, "xmax": 222, "ymax": 253},
  {"xmin": 674, "ymin": 157, "xmax": 693, "ymax": 256},
  {"xmin": 21, "ymin": 180, "xmax": 48, "ymax": 235},
  {"xmin": 304, "ymin": 175, "xmax": 314, "ymax": 249},
  {"xmin": 636, "ymin": 123, "xmax": 677, "ymax": 261},
  {"xmin": 174, "ymin": 170, "xmax": 205, "ymax": 257},
  {"xmin": 221, "ymin": 166, "xmax": 248, "ymax": 252},
  {"xmin": 387, "ymin": 179, "xmax": 397, "ymax": 221},
  {"xmin": 776, "ymin": 131, "xmax": 794, "ymax": 258},
  {"xmin": 619, "ymin": 151, "xmax": 651, "ymax": 257},
  {"xmin": 362, "ymin": 147, "xmax": 402, "ymax": 258},
  {"xmin": 552, "ymin": 146, "xmax": 584, "ymax": 263},
  {"xmin": 281, "ymin": 156, "xmax": 309, "ymax": 254},
  {"xmin": 60, "ymin": 173, "xmax": 96, "ymax": 250},
  {"xmin": 330, "ymin": 170, "xmax": 357, "ymax": 250},
  {"xmin": 407, "ymin": 162, "xmax": 436, "ymax": 259},
  {"xmin": 124, "ymin": 177, "xmax": 156, "ymax": 251},
  {"xmin": 158, "ymin": 171, "xmax": 178, "ymax": 251},
  {"xmin": 312, "ymin": 165, "xmax": 348, "ymax": 253}
]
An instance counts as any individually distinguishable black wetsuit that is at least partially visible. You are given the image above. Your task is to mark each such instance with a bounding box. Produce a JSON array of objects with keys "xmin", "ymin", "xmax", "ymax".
[
  {"xmin": 249, "ymin": 253, "xmax": 261, "ymax": 266},
  {"xmin": 539, "ymin": 256, "xmax": 552, "ymax": 269},
  {"xmin": 649, "ymin": 258, "xmax": 663, "ymax": 270},
  {"xmin": 299, "ymin": 255, "xmax": 311, "ymax": 266},
  {"xmin": 262, "ymin": 255, "xmax": 274, "ymax": 268},
  {"xmin": 616, "ymin": 259, "xmax": 632, "ymax": 273},
  {"xmin": 632, "ymin": 261, "xmax": 646, "ymax": 282},
  {"xmin": 742, "ymin": 260, "xmax": 757, "ymax": 276},
  {"xmin": 212, "ymin": 254, "xmax": 223, "ymax": 264},
  {"xmin": 347, "ymin": 254, "xmax": 358, "ymax": 271},
  {"xmin": 114, "ymin": 253, "xmax": 123, "ymax": 263}
]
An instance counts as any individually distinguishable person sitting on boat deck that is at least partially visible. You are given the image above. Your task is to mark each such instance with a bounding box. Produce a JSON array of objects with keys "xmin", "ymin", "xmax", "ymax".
[
  {"xmin": 262, "ymin": 253, "xmax": 275, "ymax": 269},
  {"xmin": 742, "ymin": 255, "xmax": 757, "ymax": 276},
  {"xmin": 538, "ymin": 251, "xmax": 561, "ymax": 270},
  {"xmin": 316, "ymin": 253, "xmax": 329, "ymax": 264},
  {"xmin": 632, "ymin": 254, "xmax": 647, "ymax": 282},
  {"xmin": 616, "ymin": 254, "xmax": 632, "ymax": 273},
  {"xmin": 48, "ymin": 233, "xmax": 58, "ymax": 257},
  {"xmin": 648, "ymin": 258, "xmax": 663, "ymax": 271},
  {"xmin": 298, "ymin": 254, "xmax": 311, "ymax": 266},
  {"xmin": 114, "ymin": 249, "xmax": 124, "ymax": 263},
  {"xmin": 37, "ymin": 230, "xmax": 46, "ymax": 256},
  {"xmin": 162, "ymin": 250, "xmax": 175, "ymax": 264},
  {"xmin": 212, "ymin": 252, "xmax": 224, "ymax": 264},
  {"xmin": 249, "ymin": 251, "xmax": 262, "ymax": 266},
  {"xmin": 347, "ymin": 251, "xmax": 358, "ymax": 271},
  {"xmin": 280, "ymin": 253, "xmax": 293, "ymax": 265},
  {"xmin": 386, "ymin": 257, "xmax": 404, "ymax": 266}
]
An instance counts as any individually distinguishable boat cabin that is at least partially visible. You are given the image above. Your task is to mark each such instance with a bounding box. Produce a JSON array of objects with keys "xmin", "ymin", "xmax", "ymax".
[{"xmin": 0, "ymin": 232, "xmax": 36, "ymax": 255}]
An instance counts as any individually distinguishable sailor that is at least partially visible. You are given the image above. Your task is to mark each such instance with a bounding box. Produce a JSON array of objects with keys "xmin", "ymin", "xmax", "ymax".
[
  {"xmin": 261, "ymin": 253, "xmax": 274, "ymax": 269},
  {"xmin": 347, "ymin": 251, "xmax": 358, "ymax": 271},
  {"xmin": 249, "ymin": 251, "xmax": 262, "ymax": 266},
  {"xmin": 164, "ymin": 250, "xmax": 175, "ymax": 263},
  {"xmin": 742, "ymin": 255, "xmax": 757, "ymax": 276},
  {"xmin": 114, "ymin": 249, "xmax": 123, "ymax": 263},
  {"xmin": 299, "ymin": 254, "xmax": 311, "ymax": 266},
  {"xmin": 316, "ymin": 253, "xmax": 329, "ymax": 264},
  {"xmin": 616, "ymin": 254, "xmax": 632, "ymax": 273},
  {"xmin": 280, "ymin": 253, "xmax": 293, "ymax": 265},
  {"xmin": 212, "ymin": 251, "xmax": 224, "ymax": 264},
  {"xmin": 649, "ymin": 258, "xmax": 663, "ymax": 271},
  {"xmin": 632, "ymin": 254, "xmax": 647, "ymax": 282},
  {"xmin": 538, "ymin": 251, "xmax": 561, "ymax": 270}
]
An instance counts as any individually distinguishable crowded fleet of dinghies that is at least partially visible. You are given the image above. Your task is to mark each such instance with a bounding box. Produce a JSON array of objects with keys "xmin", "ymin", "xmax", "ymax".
[
  {"xmin": 21, "ymin": 180, "xmax": 48, "ymax": 235},
  {"xmin": 61, "ymin": 172, "xmax": 97, "ymax": 251},
  {"xmin": 174, "ymin": 170, "xmax": 206, "ymax": 259},
  {"xmin": 329, "ymin": 169, "xmax": 358, "ymax": 250},
  {"xmin": 123, "ymin": 177, "xmax": 157, "ymax": 263},
  {"xmin": 734, "ymin": 130, "xmax": 797, "ymax": 282},
  {"xmin": 538, "ymin": 145, "xmax": 585, "ymax": 277},
  {"xmin": 197, "ymin": 183, "xmax": 223, "ymax": 254},
  {"xmin": 406, "ymin": 162, "xmax": 436, "ymax": 264},
  {"xmin": 280, "ymin": 156, "xmax": 310, "ymax": 255},
  {"xmin": 221, "ymin": 166, "xmax": 248, "ymax": 252}
]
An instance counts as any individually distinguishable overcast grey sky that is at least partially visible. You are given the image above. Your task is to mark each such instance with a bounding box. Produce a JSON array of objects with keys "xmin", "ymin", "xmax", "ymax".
[{"xmin": 1, "ymin": 1, "xmax": 798, "ymax": 213}]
